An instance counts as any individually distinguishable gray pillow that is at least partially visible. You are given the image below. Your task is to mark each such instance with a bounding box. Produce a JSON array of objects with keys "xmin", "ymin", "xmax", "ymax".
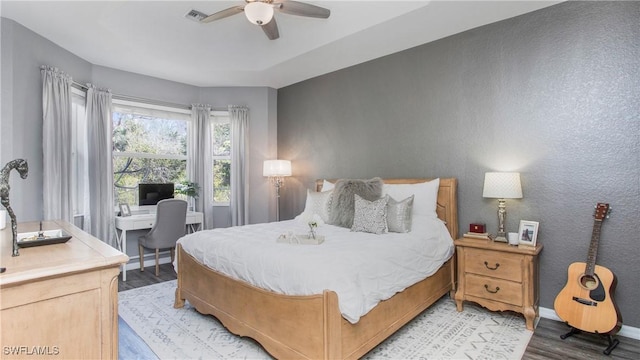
[
  {"xmin": 387, "ymin": 195, "xmax": 414, "ymax": 233},
  {"xmin": 329, "ymin": 177, "xmax": 384, "ymax": 228},
  {"xmin": 351, "ymin": 194, "xmax": 389, "ymax": 234}
]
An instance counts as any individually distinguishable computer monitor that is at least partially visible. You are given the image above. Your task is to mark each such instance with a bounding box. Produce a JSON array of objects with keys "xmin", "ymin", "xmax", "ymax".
[{"xmin": 138, "ymin": 183, "xmax": 174, "ymax": 206}]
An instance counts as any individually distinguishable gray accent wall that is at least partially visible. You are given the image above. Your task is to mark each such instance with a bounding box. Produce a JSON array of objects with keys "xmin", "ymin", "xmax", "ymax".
[{"xmin": 277, "ymin": 1, "xmax": 640, "ymax": 327}]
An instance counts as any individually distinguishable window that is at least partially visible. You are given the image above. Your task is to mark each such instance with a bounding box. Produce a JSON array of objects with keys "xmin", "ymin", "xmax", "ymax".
[
  {"xmin": 212, "ymin": 115, "xmax": 231, "ymax": 205},
  {"xmin": 112, "ymin": 101, "xmax": 190, "ymax": 206},
  {"xmin": 71, "ymin": 87, "xmax": 89, "ymax": 229},
  {"xmin": 111, "ymin": 101, "xmax": 232, "ymax": 207}
]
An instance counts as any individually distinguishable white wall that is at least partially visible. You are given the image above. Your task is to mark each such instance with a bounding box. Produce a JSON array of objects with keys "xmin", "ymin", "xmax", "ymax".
[{"xmin": 1, "ymin": 18, "xmax": 277, "ymax": 229}]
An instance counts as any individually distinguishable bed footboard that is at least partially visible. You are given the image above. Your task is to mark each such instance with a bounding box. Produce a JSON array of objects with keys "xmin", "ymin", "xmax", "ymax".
[
  {"xmin": 175, "ymin": 244, "xmax": 454, "ymax": 360},
  {"xmin": 175, "ymin": 244, "xmax": 343, "ymax": 359}
]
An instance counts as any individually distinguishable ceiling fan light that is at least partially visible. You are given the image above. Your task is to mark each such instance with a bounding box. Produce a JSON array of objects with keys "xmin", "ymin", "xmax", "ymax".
[{"xmin": 244, "ymin": 2, "xmax": 274, "ymax": 25}]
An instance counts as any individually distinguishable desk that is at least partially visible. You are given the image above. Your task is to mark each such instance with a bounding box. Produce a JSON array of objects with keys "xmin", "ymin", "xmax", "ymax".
[{"xmin": 115, "ymin": 211, "xmax": 203, "ymax": 281}]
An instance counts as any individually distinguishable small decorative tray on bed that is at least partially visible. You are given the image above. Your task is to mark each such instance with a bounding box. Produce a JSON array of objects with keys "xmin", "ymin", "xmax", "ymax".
[
  {"xmin": 277, "ymin": 234, "xmax": 325, "ymax": 245},
  {"xmin": 17, "ymin": 229, "xmax": 72, "ymax": 248}
]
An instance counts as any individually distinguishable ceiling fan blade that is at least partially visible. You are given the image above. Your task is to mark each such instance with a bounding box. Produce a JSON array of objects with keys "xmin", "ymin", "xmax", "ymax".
[
  {"xmin": 261, "ymin": 17, "xmax": 280, "ymax": 40},
  {"xmin": 276, "ymin": 1, "xmax": 330, "ymax": 19},
  {"xmin": 201, "ymin": 5, "xmax": 244, "ymax": 23}
]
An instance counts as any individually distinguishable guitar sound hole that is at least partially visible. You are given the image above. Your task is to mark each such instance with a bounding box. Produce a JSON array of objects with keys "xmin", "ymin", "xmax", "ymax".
[{"xmin": 580, "ymin": 274, "xmax": 598, "ymax": 290}]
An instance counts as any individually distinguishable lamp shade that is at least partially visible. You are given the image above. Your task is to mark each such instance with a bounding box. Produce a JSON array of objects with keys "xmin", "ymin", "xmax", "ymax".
[
  {"xmin": 244, "ymin": 1, "xmax": 274, "ymax": 25},
  {"xmin": 263, "ymin": 160, "xmax": 291, "ymax": 177},
  {"xmin": 483, "ymin": 172, "xmax": 523, "ymax": 199}
]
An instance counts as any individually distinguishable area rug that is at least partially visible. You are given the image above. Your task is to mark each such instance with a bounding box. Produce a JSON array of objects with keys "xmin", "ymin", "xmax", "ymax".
[{"xmin": 119, "ymin": 280, "xmax": 533, "ymax": 359}]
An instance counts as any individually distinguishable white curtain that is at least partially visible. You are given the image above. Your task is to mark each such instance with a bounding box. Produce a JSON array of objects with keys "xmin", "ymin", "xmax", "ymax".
[
  {"xmin": 229, "ymin": 106, "xmax": 249, "ymax": 226},
  {"xmin": 188, "ymin": 104, "xmax": 213, "ymax": 229},
  {"xmin": 86, "ymin": 85, "xmax": 115, "ymax": 246},
  {"xmin": 41, "ymin": 66, "xmax": 73, "ymax": 222}
]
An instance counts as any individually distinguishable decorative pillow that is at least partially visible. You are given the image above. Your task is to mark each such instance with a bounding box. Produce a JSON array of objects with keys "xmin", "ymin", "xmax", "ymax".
[
  {"xmin": 329, "ymin": 177, "xmax": 384, "ymax": 228},
  {"xmin": 300, "ymin": 189, "xmax": 333, "ymax": 223},
  {"xmin": 387, "ymin": 195, "xmax": 415, "ymax": 233},
  {"xmin": 321, "ymin": 179, "xmax": 335, "ymax": 192},
  {"xmin": 351, "ymin": 194, "xmax": 389, "ymax": 234},
  {"xmin": 383, "ymin": 178, "xmax": 439, "ymax": 219}
]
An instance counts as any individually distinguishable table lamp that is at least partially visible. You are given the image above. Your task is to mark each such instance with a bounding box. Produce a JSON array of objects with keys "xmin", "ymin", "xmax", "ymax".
[
  {"xmin": 483, "ymin": 172, "xmax": 523, "ymax": 242},
  {"xmin": 263, "ymin": 160, "xmax": 291, "ymax": 221}
]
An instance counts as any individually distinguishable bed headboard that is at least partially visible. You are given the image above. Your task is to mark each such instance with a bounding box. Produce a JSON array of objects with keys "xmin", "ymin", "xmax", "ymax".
[{"xmin": 316, "ymin": 178, "xmax": 458, "ymax": 239}]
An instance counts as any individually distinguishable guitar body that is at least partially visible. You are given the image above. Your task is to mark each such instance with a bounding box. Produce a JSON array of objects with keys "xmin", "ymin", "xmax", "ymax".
[{"xmin": 554, "ymin": 262, "xmax": 622, "ymax": 334}]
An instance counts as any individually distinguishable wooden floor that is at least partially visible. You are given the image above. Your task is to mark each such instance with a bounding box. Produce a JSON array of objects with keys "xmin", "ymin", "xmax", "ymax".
[{"xmin": 118, "ymin": 264, "xmax": 640, "ymax": 359}]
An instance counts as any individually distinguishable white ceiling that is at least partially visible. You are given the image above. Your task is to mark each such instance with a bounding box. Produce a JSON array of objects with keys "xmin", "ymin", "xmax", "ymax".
[{"xmin": 1, "ymin": 1, "xmax": 560, "ymax": 89}]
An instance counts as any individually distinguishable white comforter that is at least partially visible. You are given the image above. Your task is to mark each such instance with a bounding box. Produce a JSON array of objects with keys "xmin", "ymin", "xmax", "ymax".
[{"xmin": 175, "ymin": 216, "xmax": 454, "ymax": 324}]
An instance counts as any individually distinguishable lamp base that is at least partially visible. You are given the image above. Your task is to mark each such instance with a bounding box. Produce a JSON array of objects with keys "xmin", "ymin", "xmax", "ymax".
[{"xmin": 493, "ymin": 234, "xmax": 508, "ymax": 243}]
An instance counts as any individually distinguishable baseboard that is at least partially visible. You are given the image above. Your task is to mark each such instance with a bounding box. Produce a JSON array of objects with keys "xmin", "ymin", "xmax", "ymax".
[{"xmin": 539, "ymin": 306, "xmax": 640, "ymax": 340}]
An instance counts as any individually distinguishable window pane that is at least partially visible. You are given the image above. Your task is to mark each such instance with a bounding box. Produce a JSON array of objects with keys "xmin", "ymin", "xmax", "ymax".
[
  {"xmin": 113, "ymin": 112, "xmax": 187, "ymax": 156},
  {"xmin": 213, "ymin": 123, "xmax": 230, "ymax": 156},
  {"xmin": 213, "ymin": 159, "xmax": 230, "ymax": 203},
  {"xmin": 112, "ymin": 108, "xmax": 189, "ymax": 206},
  {"xmin": 113, "ymin": 156, "xmax": 187, "ymax": 206}
]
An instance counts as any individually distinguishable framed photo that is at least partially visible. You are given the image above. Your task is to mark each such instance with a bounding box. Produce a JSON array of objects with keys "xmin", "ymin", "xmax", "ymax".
[
  {"xmin": 518, "ymin": 220, "xmax": 539, "ymax": 247},
  {"xmin": 119, "ymin": 203, "xmax": 131, "ymax": 217}
]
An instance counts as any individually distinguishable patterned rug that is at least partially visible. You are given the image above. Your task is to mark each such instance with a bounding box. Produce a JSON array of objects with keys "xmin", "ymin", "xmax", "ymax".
[{"xmin": 119, "ymin": 280, "xmax": 533, "ymax": 359}]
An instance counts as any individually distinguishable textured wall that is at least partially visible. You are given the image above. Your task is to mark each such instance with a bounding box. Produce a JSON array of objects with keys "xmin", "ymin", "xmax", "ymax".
[{"xmin": 278, "ymin": 2, "xmax": 640, "ymax": 327}]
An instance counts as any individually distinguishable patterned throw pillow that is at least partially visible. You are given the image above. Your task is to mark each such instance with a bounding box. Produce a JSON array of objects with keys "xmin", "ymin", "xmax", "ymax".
[
  {"xmin": 351, "ymin": 194, "xmax": 389, "ymax": 235},
  {"xmin": 301, "ymin": 189, "xmax": 333, "ymax": 223},
  {"xmin": 387, "ymin": 195, "xmax": 415, "ymax": 233}
]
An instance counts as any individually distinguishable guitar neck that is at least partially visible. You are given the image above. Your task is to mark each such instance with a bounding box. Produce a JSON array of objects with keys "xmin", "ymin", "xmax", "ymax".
[{"xmin": 585, "ymin": 219, "xmax": 603, "ymax": 276}]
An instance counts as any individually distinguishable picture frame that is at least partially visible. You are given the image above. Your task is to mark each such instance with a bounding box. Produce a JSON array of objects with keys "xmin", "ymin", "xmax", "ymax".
[
  {"xmin": 119, "ymin": 203, "xmax": 131, "ymax": 217},
  {"xmin": 518, "ymin": 220, "xmax": 539, "ymax": 247}
]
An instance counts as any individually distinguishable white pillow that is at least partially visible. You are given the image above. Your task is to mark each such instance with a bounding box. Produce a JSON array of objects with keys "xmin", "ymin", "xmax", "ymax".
[
  {"xmin": 298, "ymin": 189, "xmax": 333, "ymax": 223},
  {"xmin": 382, "ymin": 178, "xmax": 439, "ymax": 219},
  {"xmin": 321, "ymin": 179, "xmax": 335, "ymax": 192}
]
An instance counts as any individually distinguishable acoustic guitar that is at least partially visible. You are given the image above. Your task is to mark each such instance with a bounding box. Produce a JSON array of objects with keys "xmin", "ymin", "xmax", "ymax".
[{"xmin": 554, "ymin": 203, "xmax": 622, "ymax": 335}]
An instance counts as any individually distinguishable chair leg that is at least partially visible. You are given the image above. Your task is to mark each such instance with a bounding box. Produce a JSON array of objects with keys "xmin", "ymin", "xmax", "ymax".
[
  {"xmin": 155, "ymin": 249, "xmax": 160, "ymax": 276},
  {"xmin": 139, "ymin": 244, "xmax": 144, "ymax": 272},
  {"xmin": 170, "ymin": 248, "xmax": 175, "ymax": 264}
]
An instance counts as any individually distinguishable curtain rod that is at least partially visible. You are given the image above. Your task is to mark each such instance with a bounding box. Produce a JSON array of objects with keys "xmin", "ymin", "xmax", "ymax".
[{"xmin": 71, "ymin": 80, "xmax": 228, "ymax": 112}]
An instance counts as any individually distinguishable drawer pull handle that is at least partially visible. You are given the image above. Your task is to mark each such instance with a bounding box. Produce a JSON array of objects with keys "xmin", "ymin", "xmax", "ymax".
[
  {"xmin": 484, "ymin": 261, "xmax": 500, "ymax": 270},
  {"xmin": 484, "ymin": 284, "xmax": 500, "ymax": 294}
]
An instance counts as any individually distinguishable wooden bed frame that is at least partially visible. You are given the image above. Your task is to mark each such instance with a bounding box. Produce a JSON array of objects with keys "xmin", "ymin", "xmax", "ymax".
[{"xmin": 174, "ymin": 178, "xmax": 458, "ymax": 359}]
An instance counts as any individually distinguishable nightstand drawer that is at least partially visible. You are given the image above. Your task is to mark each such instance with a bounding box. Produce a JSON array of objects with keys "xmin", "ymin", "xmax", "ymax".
[
  {"xmin": 465, "ymin": 248, "xmax": 523, "ymax": 282},
  {"xmin": 465, "ymin": 274, "xmax": 523, "ymax": 307}
]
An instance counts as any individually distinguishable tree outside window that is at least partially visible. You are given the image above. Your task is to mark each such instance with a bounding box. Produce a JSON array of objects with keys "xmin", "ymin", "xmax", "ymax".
[
  {"xmin": 111, "ymin": 104, "xmax": 232, "ymax": 207},
  {"xmin": 112, "ymin": 111, "xmax": 188, "ymax": 206},
  {"xmin": 212, "ymin": 121, "xmax": 231, "ymax": 204}
]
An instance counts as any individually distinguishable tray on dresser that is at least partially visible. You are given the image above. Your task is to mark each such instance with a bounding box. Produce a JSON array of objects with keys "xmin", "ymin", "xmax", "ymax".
[{"xmin": 17, "ymin": 229, "xmax": 72, "ymax": 248}]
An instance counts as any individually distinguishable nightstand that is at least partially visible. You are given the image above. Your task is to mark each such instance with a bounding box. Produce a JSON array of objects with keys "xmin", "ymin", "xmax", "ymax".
[{"xmin": 454, "ymin": 237, "xmax": 543, "ymax": 330}]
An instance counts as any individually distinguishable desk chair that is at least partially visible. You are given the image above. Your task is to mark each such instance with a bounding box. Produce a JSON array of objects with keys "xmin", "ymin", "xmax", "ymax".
[{"xmin": 138, "ymin": 199, "xmax": 187, "ymax": 276}]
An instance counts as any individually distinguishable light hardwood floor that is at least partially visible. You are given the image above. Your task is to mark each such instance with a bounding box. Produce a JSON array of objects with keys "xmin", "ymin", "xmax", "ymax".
[{"xmin": 118, "ymin": 263, "xmax": 640, "ymax": 359}]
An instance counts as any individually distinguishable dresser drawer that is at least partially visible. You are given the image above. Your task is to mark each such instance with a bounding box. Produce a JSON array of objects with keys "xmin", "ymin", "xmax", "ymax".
[
  {"xmin": 465, "ymin": 248, "xmax": 523, "ymax": 282},
  {"xmin": 465, "ymin": 274, "xmax": 523, "ymax": 307}
]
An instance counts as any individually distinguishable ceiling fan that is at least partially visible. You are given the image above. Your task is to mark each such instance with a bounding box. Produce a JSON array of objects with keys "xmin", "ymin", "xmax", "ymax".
[{"xmin": 187, "ymin": 0, "xmax": 330, "ymax": 40}]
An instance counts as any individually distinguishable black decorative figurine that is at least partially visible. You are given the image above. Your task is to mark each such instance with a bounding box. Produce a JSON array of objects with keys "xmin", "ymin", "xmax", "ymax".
[{"xmin": 1, "ymin": 159, "xmax": 29, "ymax": 256}]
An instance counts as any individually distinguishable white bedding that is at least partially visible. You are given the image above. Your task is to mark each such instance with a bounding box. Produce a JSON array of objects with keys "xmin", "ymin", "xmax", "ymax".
[{"xmin": 175, "ymin": 216, "xmax": 454, "ymax": 324}]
